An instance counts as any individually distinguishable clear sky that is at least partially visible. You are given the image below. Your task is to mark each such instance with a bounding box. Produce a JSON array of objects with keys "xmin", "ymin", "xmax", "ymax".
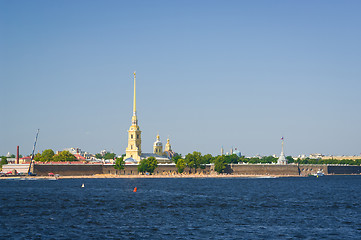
[{"xmin": 1, "ymin": 0, "xmax": 360, "ymax": 157}]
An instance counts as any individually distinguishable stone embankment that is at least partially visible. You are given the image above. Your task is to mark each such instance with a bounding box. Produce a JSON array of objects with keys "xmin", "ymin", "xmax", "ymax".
[{"xmin": 29, "ymin": 163, "xmax": 361, "ymax": 177}]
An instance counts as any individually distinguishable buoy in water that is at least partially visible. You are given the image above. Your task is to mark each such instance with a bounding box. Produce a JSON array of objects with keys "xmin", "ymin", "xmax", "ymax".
[
  {"xmin": 133, "ymin": 187, "xmax": 137, "ymax": 192},
  {"xmin": 81, "ymin": 184, "xmax": 85, "ymax": 188}
]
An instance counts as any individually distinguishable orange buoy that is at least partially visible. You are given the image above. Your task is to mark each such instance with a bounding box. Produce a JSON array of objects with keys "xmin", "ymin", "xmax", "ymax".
[{"xmin": 133, "ymin": 187, "xmax": 137, "ymax": 192}]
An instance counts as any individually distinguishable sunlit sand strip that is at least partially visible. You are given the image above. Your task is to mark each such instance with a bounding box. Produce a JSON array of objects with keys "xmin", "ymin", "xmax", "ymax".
[
  {"xmin": 54, "ymin": 174, "xmax": 302, "ymax": 179},
  {"xmin": 0, "ymin": 174, "xmax": 303, "ymax": 180}
]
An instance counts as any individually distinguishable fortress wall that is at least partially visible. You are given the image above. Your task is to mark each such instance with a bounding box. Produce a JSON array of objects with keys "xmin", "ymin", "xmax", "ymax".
[
  {"xmin": 33, "ymin": 163, "xmax": 361, "ymax": 176},
  {"xmin": 34, "ymin": 164, "xmax": 103, "ymax": 176},
  {"xmin": 226, "ymin": 164, "xmax": 300, "ymax": 176},
  {"xmin": 298, "ymin": 165, "xmax": 328, "ymax": 176},
  {"xmin": 327, "ymin": 165, "xmax": 361, "ymax": 174},
  {"xmin": 103, "ymin": 165, "xmax": 138, "ymax": 175}
]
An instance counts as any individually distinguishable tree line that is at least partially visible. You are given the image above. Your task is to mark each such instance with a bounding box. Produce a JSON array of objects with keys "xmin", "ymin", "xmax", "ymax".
[
  {"xmin": 292, "ymin": 158, "xmax": 361, "ymax": 165},
  {"xmin": 173, "ymin": 152, "xmax": 281, "ymax": 174},
  {"xmin": 29, "ymin": 149, "xmax": 117, "ymax": 162},
  {"xmin": 95, "ymin": 152, "xmax": 116, "ymax": 160},
  {"xmin": 34, "ymin": 149, "xmax": 77, "ymax": 162},
  {"xmin": 0, "ymin": 154, "xmax": 23, "ymax": 159}
]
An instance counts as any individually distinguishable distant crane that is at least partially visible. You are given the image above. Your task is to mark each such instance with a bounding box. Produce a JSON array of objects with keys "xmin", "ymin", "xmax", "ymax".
[{"xmin": 28, "ymin": 129, "xmax": 39, "ymax": 176}]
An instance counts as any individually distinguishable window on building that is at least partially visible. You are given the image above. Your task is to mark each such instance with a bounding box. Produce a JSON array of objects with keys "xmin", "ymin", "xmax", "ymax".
[
  {"xmin": 131, "ymin": 145, "xmax": 133, "ymax": 149},
  {"xmin": 131, "ymin": 134, "xmax": 133, "ymax": 139},
  {"xmin": 137, "ymin": 134, "xmax": 139, "ymax": 139}
]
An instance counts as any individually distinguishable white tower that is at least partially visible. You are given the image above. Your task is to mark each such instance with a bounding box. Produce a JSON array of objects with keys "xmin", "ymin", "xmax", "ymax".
[{"xmin": 277, "ymin": 137, "xmax": 288, "ymax": 165}]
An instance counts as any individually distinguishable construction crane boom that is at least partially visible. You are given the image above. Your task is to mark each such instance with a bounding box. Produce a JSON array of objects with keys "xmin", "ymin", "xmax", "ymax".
[{"xmin": 28, "ymin": 129, "xmax": 40, "ymax": 175}]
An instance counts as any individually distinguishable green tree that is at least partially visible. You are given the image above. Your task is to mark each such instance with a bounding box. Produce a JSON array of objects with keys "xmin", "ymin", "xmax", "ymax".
[
  {"xmin": 137, "ymin": 157, "xmax": 158, "ymax": 174},
  {"xmin": 146, "ymin": 157, "xmax": 158, "ymax": 174},
  {"xmin": 53, "ymin": 151, "xmax": 77, "ymax": 162},
  {"xmin": 238, "ymin": 156, "xmax": 247, "ymax": 163},
  {"xmin": 260, "ymin": 156, "xmax": 277, "ymax": 164},
  {"xmin": 1, "ymin": 157, "xmax": 8, "ymax": 166},
  {"xmin": 138, "ymin": 159, "xmax": 148, "ymax": 174},
  {"xmin": 214, "ymin": 156, "xmax": 227, "ymax": 174},
  {"xmin": 172, "ymin": 155, "xmax": 182, "ymax": 164},
  {"xmin": 176, "ymin": 158, "xmax": 186, "ymax": 173},
  {"xmin": 114, "ymin": 157, "xmax": 125, "ymax": 170},
  {"xmin": 286, "ymin": 156, "xmax": 294, "ymax": 163},
  {"xmin": 0, "ymin": 157, "xmax": 7, "ymax": 171},
  {"xmin": 224, "ymin": 154, "xmax": 240, "ymax": 164},
  {"xmin": 40, "ymin": 149, "xmax": 55, "ymax": 162},
  {"xmin": 185, "ymin": 153, "xmax": 195, "ymax": 172},
  {"xmin": 202, "ymin": 154, "xmax": 213, "ymax": 164},
  {"xmin": 200, "ymin": 154, "xmax": 213, "ymax": 168},
  {"xmin": 103, "ymin": 152, "xmax": 116, "ymax": 160},
  {"xmin": 95, "ymin": 152, "xmax": 116, "ymax": 160},
  {"xmin": 185, "ymin": 151, "xmax": 202, "ymax": 173},
  {"xmin": 34, "ymin": 153, "xmax": 42, "ymax": 161}
]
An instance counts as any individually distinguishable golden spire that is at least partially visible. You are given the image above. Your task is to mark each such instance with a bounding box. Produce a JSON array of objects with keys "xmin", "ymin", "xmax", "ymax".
[
  {"xmin": 133, "ymin": 71, "xmax": 136, "ymax": 115},
  {"xmin": 131, "ymin": 72, "xmax": 138, "ymax": 126}
]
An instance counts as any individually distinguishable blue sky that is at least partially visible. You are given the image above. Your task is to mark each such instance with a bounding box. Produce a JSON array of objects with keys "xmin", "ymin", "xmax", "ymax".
[{"xmin": 1, "ymin": 0, "xmax": 360, "ymax": 157}]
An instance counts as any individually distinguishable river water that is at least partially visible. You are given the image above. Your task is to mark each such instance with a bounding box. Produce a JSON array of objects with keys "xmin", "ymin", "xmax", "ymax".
[{"xmin": 1, "ymin": 176, "xmax": 361, "ymax": 239}]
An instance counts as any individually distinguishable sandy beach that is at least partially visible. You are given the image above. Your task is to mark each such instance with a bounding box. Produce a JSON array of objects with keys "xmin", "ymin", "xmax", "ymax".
[{"xmin": 0, "ymin": 173, "xmax": 303, "ymax": 180}]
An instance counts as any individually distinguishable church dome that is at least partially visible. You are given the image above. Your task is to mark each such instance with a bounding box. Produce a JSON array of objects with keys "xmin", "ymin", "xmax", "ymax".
[
  {"xmin": 124, "ymin": 157, "xmax": 137, "ymax": 164},
  {"xmin": 153, "ymin": 134, "xmax": 163, "ymax": 147}
]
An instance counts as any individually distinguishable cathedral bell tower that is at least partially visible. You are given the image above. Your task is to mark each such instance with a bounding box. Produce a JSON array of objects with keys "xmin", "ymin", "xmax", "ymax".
[
  {"xmin": 153, "ymin": 134, "xmax": 163, "ymax": 155},
  {"xmin": 125, "ymin": 72, "xmax": 142, "ymax": 161}
]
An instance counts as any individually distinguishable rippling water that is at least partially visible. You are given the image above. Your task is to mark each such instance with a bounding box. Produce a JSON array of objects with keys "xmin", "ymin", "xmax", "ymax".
[{"xmin": 1, "ymin": 176, "xmax": 361, "ymax": 239}]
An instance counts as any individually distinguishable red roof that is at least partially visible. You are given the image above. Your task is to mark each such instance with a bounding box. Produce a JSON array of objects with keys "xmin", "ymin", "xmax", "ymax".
[
  {"xmin": 74, "ymin": 154, "xmax": 86, "ymax": 160},
  {"xmin": 20, "ymin": 156, "xmax": 32, "ymax": 160}
]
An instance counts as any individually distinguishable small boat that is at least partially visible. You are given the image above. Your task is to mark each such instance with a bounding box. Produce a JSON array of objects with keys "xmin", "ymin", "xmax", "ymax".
[
  {"xmin": 81, "ymin": 183, "xmax": 85, "ymax": 188},
  {"xmin": 313, "ymin": 170, "xmax": 325, "ymax": 177}
]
